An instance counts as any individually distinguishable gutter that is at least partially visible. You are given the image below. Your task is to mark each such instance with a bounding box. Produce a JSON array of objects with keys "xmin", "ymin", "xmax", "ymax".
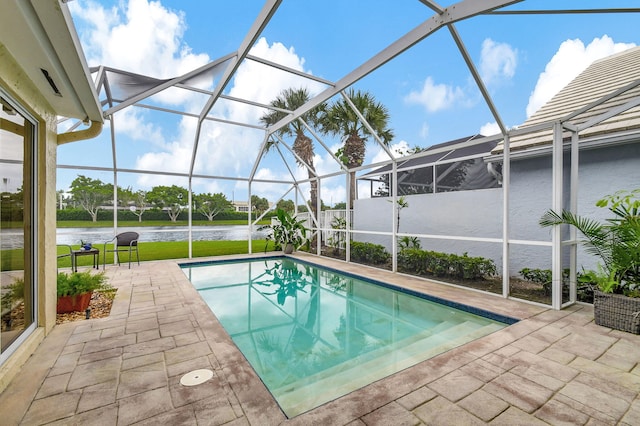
[{"xmin": 57, "ymin": 119, "xmax": 103, "ymax": 145}]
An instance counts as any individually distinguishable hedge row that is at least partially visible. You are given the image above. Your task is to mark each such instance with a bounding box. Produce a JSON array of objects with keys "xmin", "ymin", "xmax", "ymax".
[
  {"xmin": 398, "ymin": 248, "xmax": 496, "ymax": 280},
  {"xmin": 56, "ymin": 208, "xmax": 257, "ymax": 222},
  {"xmin": 350, "ymin": 241, "xmax": 391, "ymax": 264}
]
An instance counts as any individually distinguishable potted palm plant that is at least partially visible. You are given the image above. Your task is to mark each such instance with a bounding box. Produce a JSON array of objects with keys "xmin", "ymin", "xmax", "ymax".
[
  {"xmin": 263, "ymin": 209, "xmax": 309, "ymax": 254},
  {"xmin": 57, "ymin": 271, "xmax": 111, "ymax": 313},
  {"xmin": 540, "ymin": 189, "xmax": 640, "ymax": 333}
]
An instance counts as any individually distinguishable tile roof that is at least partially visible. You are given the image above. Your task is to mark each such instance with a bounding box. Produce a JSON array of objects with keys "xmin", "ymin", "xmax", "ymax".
[{"xmin": 493, "ymin": 46, "xmax": 640, "ymax": 154}]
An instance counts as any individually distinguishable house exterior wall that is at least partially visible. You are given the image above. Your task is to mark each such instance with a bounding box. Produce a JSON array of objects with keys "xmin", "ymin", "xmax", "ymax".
[
  {"xmin": 0, "ymin": 43, "xmax": 58, "ymax": 392},
  {"xmin": 354, "ymin": 188, "xmax": 504, "ymax": 270},
  {"xmin": 509, "ymin": 142, "xmax": 640, "ymax": 274},
  {"xmin": 354, "ymin": 141, "xmax": 640, "ymax": 277}
]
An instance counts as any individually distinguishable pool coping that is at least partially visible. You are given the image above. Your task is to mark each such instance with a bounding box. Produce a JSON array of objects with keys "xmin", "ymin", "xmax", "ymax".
[{"xmin": 4, "ymin": 254, "xmax": 636, "ymax": 425}]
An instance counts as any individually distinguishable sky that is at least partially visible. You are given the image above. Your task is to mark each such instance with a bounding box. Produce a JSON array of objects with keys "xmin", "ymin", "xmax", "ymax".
[{"xmin": 58, "ymin": 0, "xmax": 640, "ymax": 206}]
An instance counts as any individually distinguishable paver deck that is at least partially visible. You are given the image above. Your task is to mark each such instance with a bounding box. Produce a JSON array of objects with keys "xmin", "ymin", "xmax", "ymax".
[{"xmin": 1, "ymin": 253, "xmax": 639, "ymax": 425}]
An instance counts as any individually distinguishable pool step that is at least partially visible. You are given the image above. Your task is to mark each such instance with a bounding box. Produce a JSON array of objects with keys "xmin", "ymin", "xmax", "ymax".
[{"xmin": 274, "ymin": 320, "xmax": 504, "ymax": 417}]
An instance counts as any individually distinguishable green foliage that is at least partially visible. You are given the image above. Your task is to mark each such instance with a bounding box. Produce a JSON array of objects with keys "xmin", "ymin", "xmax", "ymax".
[
  {"xmin": 69, "ymin": 175, "xmax": 113, "ymax": 222},
  {"xmin": 519, "ymin": 267, "xmax": 553, "ymax": 295},
  {"xmin": 579, "ymin": 266, "xmax": 620, "ymax": 294},
  {"xmin": 320, "ymin": 88, "xmax": 394, "ymax": 206},
  {"xmin": 327, "ymin": 216, "xmax": 347, "ymax": 253},
  {"xmin": 261, "ymin": 209, "xmax": 309, "ymax": 251},
  {"xmin": 540, "ymin": 188, "xmax": 640, "ymax": 296},
  {"xmin": 398, "ymin": 248, "xmax": 496, "ymax": 280},
  {"xmin": 57, "ymin": 271, "xmax": 111, "ymax": 297},
  {"xmin": 147, "ymin": 185, "xmax": 188, "ymax": 222},
  {"xmin": 251, "ymin": 195, "xmax": 270, "ymax": 214},
  {"xmin": 398, "ymin": 236, "xmax": 421, "ymax": 251},
  {"xmin": 519, "ymin": 267, "xmax": 594, "ymax": 302},
  {"xmin": 195, "ymin": 192, "xmax": 232, "ymax": 221},
  {"xmin": 332, "ymin": 202, "xmax": 346, "ymax": 210},
  {"xmin": 350, "ymin": 242, "xmax": 390, "ymax": 265},
  {"xmin": 1, "ymin": 278, "xmax": 24, "ymax": 311},
  {"xmin": 276, "ymin": 199, "xmax": 295, "ymax": 213}
]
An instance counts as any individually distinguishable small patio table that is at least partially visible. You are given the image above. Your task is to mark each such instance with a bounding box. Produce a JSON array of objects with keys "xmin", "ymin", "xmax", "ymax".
[{"xmin": 71, "ymin": 248, "xmax": 100, "ymax": 272}]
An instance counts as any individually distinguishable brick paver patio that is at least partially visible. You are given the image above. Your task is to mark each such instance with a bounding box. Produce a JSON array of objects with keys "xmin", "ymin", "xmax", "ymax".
[{"xmin": 1, "ymin": 253, "xmax": 639, "ymax": 425}]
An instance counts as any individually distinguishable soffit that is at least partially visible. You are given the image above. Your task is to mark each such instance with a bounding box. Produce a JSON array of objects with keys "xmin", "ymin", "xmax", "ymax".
[{"xmin": 0, "ymin": 0, "xmax": 102, "ymax": 122}]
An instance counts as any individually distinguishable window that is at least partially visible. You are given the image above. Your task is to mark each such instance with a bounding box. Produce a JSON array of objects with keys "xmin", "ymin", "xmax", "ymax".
[{"xmin": 0, "ymin": 92, "xmax": 36, "ymax": 361}]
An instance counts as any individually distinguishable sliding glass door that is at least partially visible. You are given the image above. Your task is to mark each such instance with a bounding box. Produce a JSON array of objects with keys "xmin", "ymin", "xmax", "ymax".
[{"xmin": 0, "ymin": 92, "xmax": 36, "ymax": 361}]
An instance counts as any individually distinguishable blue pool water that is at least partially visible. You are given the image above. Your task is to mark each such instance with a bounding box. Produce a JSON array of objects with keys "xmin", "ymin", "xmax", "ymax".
[{"xmin": 181, "ymin": 257, "xmax": 515, "ymax": 417}]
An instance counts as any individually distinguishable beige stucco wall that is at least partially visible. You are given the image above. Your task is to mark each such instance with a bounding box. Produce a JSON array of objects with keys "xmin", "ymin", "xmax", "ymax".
[{"xmin": 0, "ymin": 43, "xmax": 58, "ymax": 392}]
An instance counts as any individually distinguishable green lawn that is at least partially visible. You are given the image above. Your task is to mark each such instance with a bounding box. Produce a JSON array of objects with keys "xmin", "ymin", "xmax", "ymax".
[
  {"xmin": 57, "ymin": 240, "xmax": 277, "ymax": 270},
  {"xmin": 1, "ymin": 240, "xmax": 276, "ymax": 272}
]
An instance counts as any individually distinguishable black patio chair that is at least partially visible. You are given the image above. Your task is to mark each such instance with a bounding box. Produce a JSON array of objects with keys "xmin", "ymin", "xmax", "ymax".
[
  {"xmin": 57, "ymin": 244, "xmax": 74, "ymax": 271},
  {"xmin": 103, "ymin": 232, "xmax": 140, "ymax": 269}
]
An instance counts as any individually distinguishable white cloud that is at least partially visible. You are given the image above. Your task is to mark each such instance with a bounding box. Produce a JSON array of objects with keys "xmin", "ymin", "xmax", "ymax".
[
  {"xmin": 479, "ymin": 121, "xmax": 501, "ymax": 136},
  {"xmin": 526, "ymin": 35, "xmax": 636, "ymax": 117},
  {"xmin": 72, "ymin": 0, "xmax": 209, "ymax": 79},
  {"xmin": 371, "ymin": 141, "xmax": 411, "ymax": 164},
  {"xmin": 72, "ymin": 0, "xmax": 324, "ymax": 189},
  {"xmin": 479, "ymin": 39, "xmax": 517, "ymax": 86},
  {"xmin": 71, "ymin": 0, "xmax": 212, "ymax": 108},
  {"xmin": 419, "ymin": 123, "xmax": 429, "ymax": 140},
  {"xmin": 404, "ymin": 77, "xmax": 464, "ymax": 112},
  {"xmin": 112, "ymin": 108, "xmax": 166, "ymax": 145}
]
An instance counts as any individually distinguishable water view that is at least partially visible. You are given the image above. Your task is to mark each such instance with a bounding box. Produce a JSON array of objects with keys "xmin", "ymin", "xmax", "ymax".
[
  {"xmin": 1, "ymin": 225, "xmax": 268, "ymax": 249},
  {"xmin": 56, "ymin": 225, "xmax": 268, "ymax": 246}
]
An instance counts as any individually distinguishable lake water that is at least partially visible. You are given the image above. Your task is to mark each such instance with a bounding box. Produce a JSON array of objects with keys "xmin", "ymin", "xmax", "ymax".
[{"xmin": 1, "ymin": 225, "xmax": 269, "ymax": 249}]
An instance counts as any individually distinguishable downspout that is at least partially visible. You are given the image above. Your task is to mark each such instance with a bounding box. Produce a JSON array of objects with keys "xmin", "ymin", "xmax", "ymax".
[{"xmin": 57, "ymin": 120, "xmax": 103, "ymax": 145}]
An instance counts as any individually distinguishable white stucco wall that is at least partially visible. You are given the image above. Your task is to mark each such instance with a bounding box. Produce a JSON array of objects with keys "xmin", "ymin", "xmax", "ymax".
[
  {"xmin": 354, "ymin": 188, "xmax": 504, "ymax": 270},
  {"xmin": 354, "ymin": 141, "xmax": 640, "ymax": 277}
]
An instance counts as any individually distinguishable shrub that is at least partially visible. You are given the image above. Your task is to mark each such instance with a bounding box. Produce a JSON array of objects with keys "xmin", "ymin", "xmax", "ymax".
[
  {"xmin": 350, "ymin": 242, "xmax": 390, "ymax": 265},
  {"xmin": 519, "ymin": 267, "xmax": 594, "ymax": 302},
  {"xmin": 57, "ymin": 271, "xmax": 112, "ymax": 297},
  {"xmin": 398, "ymin": 249, "xmax": 496, "ymax": 280}
]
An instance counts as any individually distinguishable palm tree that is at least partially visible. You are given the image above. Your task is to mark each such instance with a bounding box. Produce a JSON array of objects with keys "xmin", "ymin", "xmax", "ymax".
[
  {"xmin": 540, "ymin": 189, "xmax": 640, "ymax": 294},
  {"xmin": 260, "ymin": 88, "xmax": 324, "ymax": 219},
  {"xmin": 320, "ymin": 89, "xmax": 394, "ymax": 207}
]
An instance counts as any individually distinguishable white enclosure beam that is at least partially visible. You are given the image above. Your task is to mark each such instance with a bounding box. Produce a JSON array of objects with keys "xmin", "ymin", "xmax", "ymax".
[
  {"xmin": 551, "ymin": 122, "xmax": 564, "ymax": 310},
  {"xmin": 268, "ymin": 0, "xmax": 523, "ymax": 135}
]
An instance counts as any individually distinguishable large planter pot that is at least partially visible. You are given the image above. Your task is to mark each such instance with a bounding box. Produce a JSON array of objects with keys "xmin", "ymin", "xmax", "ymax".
[
  {"xmin": 593, "ymin": 290, "xmax": 640, "ymax": 334},
  {"xmin": 283, "ymin": 243, "xmax": 294, "ymax": 254},
  {"xmin": 57, "ymin": 292, "xmax": 93, "ymax": 314}
]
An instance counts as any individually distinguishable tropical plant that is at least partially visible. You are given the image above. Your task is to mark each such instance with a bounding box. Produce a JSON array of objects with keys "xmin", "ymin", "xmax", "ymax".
[
  {"xmin": 57, "ymin": 271, "xmax": 111, "ymax": 297},
  {"xmin": 540, "ymin": 188, "xmax": 640, "ymax": 296},
  {"xmin": 391, "ymin": 195, "xmax": 408, "ymax": 232},
  {"xmin": 261, "ymin": 209, "xmax": 309, "ymax": 252},
  {"xmin": 327, "ymin": 216, "xmax": 347, "ymax": 254},
  {"xmin": 260, "ymin": 87, "xmax": 325, "ymax": 219},
  {"xmin": 320, "ymin": 89, "xmax": 394, "ymax": 207},
  {"xmin": 398, "ymin": 236, "xmax": 421, "ymax": 251}
]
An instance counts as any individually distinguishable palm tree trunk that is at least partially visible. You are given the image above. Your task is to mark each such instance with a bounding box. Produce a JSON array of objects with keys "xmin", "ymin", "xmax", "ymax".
[{"xmin": 345, "ymin": 133, "xmax": 365, "ymax": 208}]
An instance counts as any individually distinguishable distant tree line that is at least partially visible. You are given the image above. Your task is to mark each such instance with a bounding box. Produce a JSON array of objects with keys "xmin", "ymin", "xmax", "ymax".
[{"xmin": 59, "ymin": 176, "xmax": 273, "ymax": 223}]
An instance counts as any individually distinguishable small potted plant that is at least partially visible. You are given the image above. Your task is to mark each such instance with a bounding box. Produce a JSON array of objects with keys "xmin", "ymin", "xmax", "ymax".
[
  {"xmin": 262, "ymin": 209, "xmax": 309, "ymax": 254},
  {"xmin": 57, "ymin": 271, "xmax": 111, "ymax": 313},
  {"xmin": 540, "ymin": 188, "xmax": 640, "ymax": 333}
]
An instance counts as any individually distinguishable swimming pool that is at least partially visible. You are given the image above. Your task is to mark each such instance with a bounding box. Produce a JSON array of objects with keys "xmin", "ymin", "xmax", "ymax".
[{"xmin": 181, "ymin": 257, "xmax": 516, "ymax": 417}]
